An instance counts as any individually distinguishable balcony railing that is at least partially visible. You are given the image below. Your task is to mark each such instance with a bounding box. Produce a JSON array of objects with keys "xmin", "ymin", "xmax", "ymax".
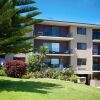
[
  {"xmin": 48, "ymin": 49, "xmax": 73, "ymax": 54},
  {"xmin": 43, "ymin": 64, "xmax": 71, "ymax": 68},
  {"xmin": 34, "ymin": 49, "xmax": 73, "ymax": 54},
  {"xmin": 34, "ymin": 32, "xmax": 73, "ymax": 37},
  {"xmin": 93, "ymin": 65, "xmax": 100, "ymax": 71},
  {"xmin": 93, "ymin": 34, "xmax": 100, "ymax": 40}
]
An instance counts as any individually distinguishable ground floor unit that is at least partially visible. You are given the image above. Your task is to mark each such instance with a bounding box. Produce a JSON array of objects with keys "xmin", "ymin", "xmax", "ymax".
[{"xmin": 0, "ymin": 53, "xmax": 100, "ymax": 85}]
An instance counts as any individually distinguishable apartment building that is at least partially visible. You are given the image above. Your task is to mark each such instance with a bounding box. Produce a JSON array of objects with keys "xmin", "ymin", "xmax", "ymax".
[
  {"xmin": 33, "ymin": 20, "xmax": 100, "ymax": 81},
  {"xmin": 1, "ymin": 20, "xmax": 100, "ymax": 81}
]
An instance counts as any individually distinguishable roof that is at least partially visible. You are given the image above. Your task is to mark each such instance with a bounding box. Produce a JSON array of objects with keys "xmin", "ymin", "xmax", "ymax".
[{"xmin": 39, "ymin": 19, "xmax": 100, "ymax": 29}]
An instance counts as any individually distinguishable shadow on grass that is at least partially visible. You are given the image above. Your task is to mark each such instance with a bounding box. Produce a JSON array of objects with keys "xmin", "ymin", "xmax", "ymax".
[{"xmin": 0, "ymin": 79, "xmax": 61, "ymax": 94}]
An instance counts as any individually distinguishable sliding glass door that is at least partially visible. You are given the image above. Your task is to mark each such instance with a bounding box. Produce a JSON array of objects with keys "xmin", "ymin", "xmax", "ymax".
[{"xmin": 43, "ymin": 42, "xmax": 60, "ymax": 53}]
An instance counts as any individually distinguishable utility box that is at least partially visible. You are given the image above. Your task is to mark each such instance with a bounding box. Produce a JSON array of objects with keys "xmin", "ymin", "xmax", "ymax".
[{"xmin": 77, "ymin": 77, "xmax": 86, "ymax": 84}]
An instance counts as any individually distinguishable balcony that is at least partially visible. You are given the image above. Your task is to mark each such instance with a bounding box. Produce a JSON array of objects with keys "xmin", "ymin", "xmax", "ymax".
[
  {"xmin": 93, "ymin": 65, "xmax": 100, "ymax": 71},
  {"xmin": 34, "ymin": 49, "xmax": 73, "ymax": 56},
  {"xmin": 92, "ymin": 30, "xmax": 100, "ymax": 42},
  {"xmin": 34, "ymin": 32, "xmax": 73, "ymax": 41},
  {"xmin": 92, "ymin": 47, "xmax": 100, "ymax": 56},
  {"xmin": 93, "ymin": 51, "xmax": 100, "ymax": 55},
  {"xmin": 93, "ymin": 35, "xmax": 100, "ymax": 40}
]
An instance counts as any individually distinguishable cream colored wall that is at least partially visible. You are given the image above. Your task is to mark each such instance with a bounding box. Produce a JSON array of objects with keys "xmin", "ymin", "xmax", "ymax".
[{"xmin": 70, "ymin": 26, "xmax": 93, "ymax": 74}]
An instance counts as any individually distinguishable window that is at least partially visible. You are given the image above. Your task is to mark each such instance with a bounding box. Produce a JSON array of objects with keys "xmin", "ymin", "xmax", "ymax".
[
  {"xmin": 44, "ymin": 26, "xmax": 52, "ymax": 36},
  {"xmin": 93, "ymin": 30, "xmax": 100, "ymax": 39},
  {"xmin": 52, "ymin": 43, "xmax": 59, "ymax": 52},
  {"xmin": 77, "ymin": 58, "xmax": 87, "ymax": 65},
  {"xmin": 44, "ymin": 26, "xmax": 60, "ymax": 36},
  {"xmin": 77, "ymin": 27, "xmax": 86, "ymax": 35},
  {"xmin": 43, "ymin": 42, "xmax": 60, "ymax": 53},
  {"xmin": 51, "ymin": 59, "xmax": 59, "ymax": 65},
  {"xmin": 52, "ymin": 27, "xmax": 60, "ymax": 36},
  {"xmin": 77, "ymin": 43, "xmax": 87, "ymax": 50}
]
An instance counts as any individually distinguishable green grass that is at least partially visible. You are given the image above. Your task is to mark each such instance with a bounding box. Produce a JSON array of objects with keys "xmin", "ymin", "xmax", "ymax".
[{"xmin": 0, "ymin": 76, "xmax": 100, "ymax": 100}]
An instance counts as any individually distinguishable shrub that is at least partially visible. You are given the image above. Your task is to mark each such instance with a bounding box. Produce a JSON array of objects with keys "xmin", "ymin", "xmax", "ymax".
[
  {"xmin": 28, "ymin": 55, "xmax": 40, "ymax": 72},
  {"xmin": 60, "ymin": 68, "xmax": 74, "ymax": 80},
  {"xmin": 0, "ymin": 69, "xmax": 4, "ymax": 76},
  {"xmin": 28, "ymin": 46, "xmax": 48, "ymax": 72},
  {"xmin": 21, "ymin": 67, "xmax": 75, "ymax": 81},
  {"xmin": 70, "ymin": 75, "xmax": 77, "ymax": 83},
  {"xmin": 21, "ymin": 72, "xmax": 35, "ymax": 79},
  {"xmin": 59, "ymin": 74, "xmax": 68, "ymax": 80},
  {"xmin": 50, "ymin": 68, "xmax": 60, "ymax": 79},
  {"xmin": 34, "ymin": 71, "xmax": 44, "ymax": 78},
  {"xmin": 4, "ymin": 60, "xmax": 27, "ymax": 78},
  {"xmin": 0, "ymin": 65, "xmax": 4, "ymax": 76}
]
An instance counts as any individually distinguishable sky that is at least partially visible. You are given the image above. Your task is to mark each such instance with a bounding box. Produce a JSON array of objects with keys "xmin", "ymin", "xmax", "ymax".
[{"xmin": 35, "ymin": 0, "xmax": 100, "ymax": 24}]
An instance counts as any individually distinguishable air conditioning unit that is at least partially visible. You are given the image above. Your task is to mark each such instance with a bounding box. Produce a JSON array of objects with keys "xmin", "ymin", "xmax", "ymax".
[{"xmin": 77, "ymin": 77, "xmax": 86, "ymax": 84}]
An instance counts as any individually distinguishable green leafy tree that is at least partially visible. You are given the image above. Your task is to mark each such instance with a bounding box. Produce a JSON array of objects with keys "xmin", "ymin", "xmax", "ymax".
[
  {"xmin": 0, "ymin": 0, "xmax": 42, "ymax": 54},
  {"xmin": 28, "ymin": 46, "xmax": 48, "ymax": 72}
]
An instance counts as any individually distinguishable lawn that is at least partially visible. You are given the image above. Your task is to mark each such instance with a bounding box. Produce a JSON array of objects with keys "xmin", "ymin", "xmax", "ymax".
[{"xmin": 0, "ymin": 76, "xmax": 100, "ymax": 100}]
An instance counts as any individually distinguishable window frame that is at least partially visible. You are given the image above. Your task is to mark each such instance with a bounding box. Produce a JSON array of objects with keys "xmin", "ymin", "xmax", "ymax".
[
  {"xmin": 77, "ymin": 27, "xmax": 86, "ymax": 35},
  {"xmin": 77, "ymin": 43, "xmax": 87, "ymax": 50},
  {"xmin": 77, "ymin": 58, "xmax": 87, "ymax": 66}
]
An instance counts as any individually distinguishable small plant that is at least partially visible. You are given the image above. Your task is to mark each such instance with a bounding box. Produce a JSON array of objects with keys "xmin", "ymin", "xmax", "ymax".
[
  {"xmin": 70, "ymin": 75, "xmax": 77, "ymax": 83},
  {"xmin": 0, "ymin": 69, "xmax": 4, "ymax": 76},
  {"xmin": 60, "ymin": 67, "xmax": 74, "ymax": 80},
  {"xmin": 4, "ymin": 60, "xmax": 27, "ymax": 78},
  {"xmin": 21, "ymin": 72, "xmax": 35, "ymax": 79},
  {"xmin": 28, "ymin": 55, "xmax": 40, "ymax": 72}
]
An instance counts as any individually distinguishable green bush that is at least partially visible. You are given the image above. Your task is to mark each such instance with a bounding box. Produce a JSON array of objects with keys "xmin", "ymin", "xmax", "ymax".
[
  {"xmin": 21, "ymin": 72, "xmax": 35, "ymax": 79},
  {"xmin": 0, "ymin": 65, "xmax": 4, "ymax": 76},
  {"xmin": 59, "ymin": 74, "xmax": 68, "ymax": 81},
  {"xmin": 60, "ymin": 68, "xmax": 74, "ymax": 81},
  {"xmin": 28, "ymin": 46, "xmax": 48, "ymax": 72},
  {"xmin": 0, "ymin": 69, "xmax": 4, "ymax": 76},
  {"xmin": 50, "ymin": 68, "xmax": 60, "ymax": 79},
  {"xmin": 21, "ymin": 67, "xmax": 75, "ymax": 81},
  {"xmin": 70, "ymin": 75, "xmax": 77, "ymax": 83},
  {"xmin": 34, "ymin": 71, "xmax": 44, "ymax": 78},
  {"xmin": 28, "ymin": 55, "xmax": 40, "ymax": 72}
]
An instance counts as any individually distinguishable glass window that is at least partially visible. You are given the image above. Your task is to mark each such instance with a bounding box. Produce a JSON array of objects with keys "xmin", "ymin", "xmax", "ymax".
[
  {"xmin": 43, "ymin": 42, "xmax": 60, "ymax": 53},
  {"xmin": 52, "ymin": 43, "xmax": 59, "ymax": 52},
  {"xmin": 52, "ymin": 27, "xmax": 60, "ymax": 36},
  {"xmin": 44, "ymin": 26, "xmax": 52, "ymax": 36},
  {"xmin": 77, "ymin": 27, "xmax": 86, "ymax": 35},
  {"xmin": 51, "ymin": 59, "xmax": 59, "ymax": 64},
  {"xmin": 93, "ymin": 30, "xmax": 100, "ymax": 39},
  {"xmin": 93, "ymin": 44, "xmax": 98, "ymax": 55},
  {"xmin": 77, "ymin": 43, "xmax": 87, "ymax": 50},
  {"xmin": 77, "ymin": 58, "xmax": 87, "ymax": 65}
]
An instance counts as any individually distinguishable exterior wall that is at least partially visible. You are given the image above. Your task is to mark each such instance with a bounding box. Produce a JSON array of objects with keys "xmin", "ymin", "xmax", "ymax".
[
  {"xmin": 70, "ymin": 26, "xmax": 93, "ymax": 74},
  {"xmin": 5, "ymin": 52, "xmax": 33, "ymax": 63},
  {"xmin": 5, "ymin": 53, "xmax": 14, "ymax": 61},
  {"xmin": 90, "ymin": 80, "xmax": 100, "ymax": 87}
]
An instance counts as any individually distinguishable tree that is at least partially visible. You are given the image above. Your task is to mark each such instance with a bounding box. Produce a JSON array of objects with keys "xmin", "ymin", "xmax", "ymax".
[
  {"xmin": 28, "ymin": 46, "xmax": 48, "ymax": 72},
  {"xmin": 0, "ymin": 0, "xmax": 42, "ymax": 54}
]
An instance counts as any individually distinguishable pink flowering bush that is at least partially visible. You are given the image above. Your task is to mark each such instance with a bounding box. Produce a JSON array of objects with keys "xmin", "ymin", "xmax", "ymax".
[{"xmin": 4, "ymin": 60, "xmax": 27, "ymax": 78}]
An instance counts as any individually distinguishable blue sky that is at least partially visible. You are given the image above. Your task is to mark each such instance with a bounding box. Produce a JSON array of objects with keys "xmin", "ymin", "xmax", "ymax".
[{"xmin": 35, "ymin": 0, "xmax": 100, "ymax": 24}]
